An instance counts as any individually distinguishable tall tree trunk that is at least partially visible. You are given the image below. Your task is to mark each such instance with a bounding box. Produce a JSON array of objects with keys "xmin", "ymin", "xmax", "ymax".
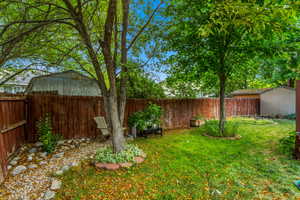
[
  {"xmin": 104, "ymin": 95, "xmax": 125, "ymax": 153},
  {"xmin": 219, "ymin": 73, "xmax": 226, "ymax": 136},
  {"xmin": 118, "ymin": 0, "xmax": 130, "ymax": 126}
]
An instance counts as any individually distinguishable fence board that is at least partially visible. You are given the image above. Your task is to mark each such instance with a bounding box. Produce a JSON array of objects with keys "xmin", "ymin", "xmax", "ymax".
[
  {"xmin": 0, "ymin": 97, "xmax": 26, "ymax": 182},
  {"xmin": 26, "ymin": 95, "xmax": 259, "ymax": 141}
]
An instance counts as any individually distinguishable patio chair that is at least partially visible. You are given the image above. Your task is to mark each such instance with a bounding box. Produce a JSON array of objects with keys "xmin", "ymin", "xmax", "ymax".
[
  {"xmin": 94, "ymin": 116, "xmax": 110, "ymax": 136},
  {"xmin": 94, "ymin": 116, "xmax": 128, "ymax": 137}
]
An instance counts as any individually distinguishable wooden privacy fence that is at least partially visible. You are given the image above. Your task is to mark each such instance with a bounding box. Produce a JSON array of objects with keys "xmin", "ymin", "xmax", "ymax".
[
  {"xmin": 26, "ymin": 94, "xmax": 260, "ymax": 141},
  {"xmin": 0, "ymin": 97, "xmax": 27, "ymax": 182},
  {"xmin": 0, "ymin": 94, "xmax": 259, "ymax": 181}
]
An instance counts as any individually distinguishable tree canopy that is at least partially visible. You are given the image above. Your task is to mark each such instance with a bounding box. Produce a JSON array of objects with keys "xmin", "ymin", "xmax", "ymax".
[{"xmin": 163, "ymin": 0, "xmax": 299, "ymax": 134}]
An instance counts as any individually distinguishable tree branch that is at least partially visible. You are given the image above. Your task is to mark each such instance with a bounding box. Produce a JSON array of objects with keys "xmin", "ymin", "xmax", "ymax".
[{"xmin": 127, "ymin": 1, "xmax": 163, "ymax": 50}]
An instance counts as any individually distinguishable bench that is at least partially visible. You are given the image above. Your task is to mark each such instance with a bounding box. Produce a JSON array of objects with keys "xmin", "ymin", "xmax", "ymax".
[{"xmin": 94, "ymin": 116, "xmax": 127, "ymax": 137}]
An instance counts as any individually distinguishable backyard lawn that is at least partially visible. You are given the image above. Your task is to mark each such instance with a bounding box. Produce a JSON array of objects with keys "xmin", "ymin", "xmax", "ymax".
[{"xmin": 56, "ymin": 119, "xmax": 299, "ymax": 200}]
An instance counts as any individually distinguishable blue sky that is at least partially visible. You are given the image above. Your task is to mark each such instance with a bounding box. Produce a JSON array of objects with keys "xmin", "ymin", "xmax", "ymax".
[{"xmin": 131, "ymin": 0, "xmax": 170, "ymax": 82}]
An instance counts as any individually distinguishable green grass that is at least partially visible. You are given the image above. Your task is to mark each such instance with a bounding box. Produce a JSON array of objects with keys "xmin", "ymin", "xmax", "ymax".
[{"xmin": 56, "ymin": 119, "xmax": 300, "ymax": 200}]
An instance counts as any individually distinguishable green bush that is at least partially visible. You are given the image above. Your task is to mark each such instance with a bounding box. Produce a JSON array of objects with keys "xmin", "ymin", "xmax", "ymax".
[
  {"xmin": 95, "ymin": 144, "xmax": 144, "ymax": 164},
  {"xmin": 279, "ymin": 131, "xmax": 295, "ymax": 155},
  {"xmin": 36, "ymin": 113, "xmax": 61, "ymax": 153},
  {"xmin": 283, "ymin": 114, "xmax": 296, "ymax": 120},
  {"xmin": 201, "ymin": 120, "xmax": 239, "ymax": 137},
  {"xmin": 128, "ymin": 103, "xmax": 163, "ymax": 131}
]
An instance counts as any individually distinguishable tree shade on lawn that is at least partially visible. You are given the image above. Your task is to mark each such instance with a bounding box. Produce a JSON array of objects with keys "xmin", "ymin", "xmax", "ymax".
[{"xmin": 55, "ymin": 120, "xmax": 299, "ymax": 200}]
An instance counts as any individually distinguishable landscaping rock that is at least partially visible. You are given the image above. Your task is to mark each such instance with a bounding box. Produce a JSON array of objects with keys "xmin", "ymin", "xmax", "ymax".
[
  {"xmin": 134, "ymin": 156, "xmax": 144, "ymax": 164},
  {"xmin": 95, "ymin": 163, "xmax": 106, "ymax": 169},
  {"xmin": 11, "ymin": 165, "xmax": 27, "ymax": 176},
  {"xmin": 119, "ymin": 162, "xmax": 133, "ymax": 168},
  {"xmin": 39, "ymin": 161, "xmax": 47, "ymax": 165},
  {"xmin": 95, "ymin": 163, "xmax": 120, "ymax": 170},
  {"xmin": 10, "ymin": 160, "xmax": 18, "ymax": 166},
  {"xmin": 27, "ymin": 156, "xmax": 33, "ymax": 161},
  {"xmin": 53, "ymin": 152, "xmax": 64, "ymax": 158},
  {"xmin": 61, "ymin": 165, "xmax": 70, "ymax": 172},
  {"xmin": 39, "ymin": 152, "xmax": 48, "ymax": 158},
  {"xmin": 28, "ymin": 164, "xmax": 38, "ymax": 169},
  {"xmin": 43, "ymin": 190, "xmax": 56, "ymax": 200},
  {"xmin": 105, "ymin": 163, "xmax": 120, "ymax": 170},
  {"xmin": 1, "ymin": 140, "xmax": 108, "ymax": 200},
  {"xmin": 69, "ymin": 161, "xmax": 79, "ymax": 167},
  {"xmin": 14, "ymin": 156, "xmax": 20, "ymax": 161},
  {"xmin": 57, "ymin": 140, "xmax": 64, "ymax": 145},
  {"xmin": 55, "ymin": 170, "xmax": 64, "ymax": 176},
  {"xmin": 29, "ymin": 148, "xmax": 37, "ymax": 153},
  {"xmin": 50, "ymin": 179, "xmax": 62, "ymax": 190},
  {"xmin": 34, "ymin": 142, "xmax": 43, "ymax": 147}
]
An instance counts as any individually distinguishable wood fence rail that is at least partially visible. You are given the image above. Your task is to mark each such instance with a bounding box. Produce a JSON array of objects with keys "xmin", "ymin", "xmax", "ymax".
[{"xmin": 0, "ymin": 97, "xmax": 27, "ymax": 182}]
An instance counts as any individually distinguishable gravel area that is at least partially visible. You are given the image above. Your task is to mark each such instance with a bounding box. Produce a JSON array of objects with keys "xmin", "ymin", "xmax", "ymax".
[{"xmin": 0, "ymin": 139, "xmax": 109, "ymax": 200}]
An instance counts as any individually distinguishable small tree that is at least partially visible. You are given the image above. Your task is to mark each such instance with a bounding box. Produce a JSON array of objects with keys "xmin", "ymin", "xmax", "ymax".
[
  {"xmin": 165, "ymin": 0, "xmax": 298, "ymax": 135},
  {"xmin": 2, "ymin": 0, "xmax": 163, "ymax": 152}
]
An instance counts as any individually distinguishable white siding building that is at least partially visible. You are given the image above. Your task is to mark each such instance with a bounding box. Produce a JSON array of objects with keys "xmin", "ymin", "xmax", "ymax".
[{"xmin": 260, "ymin": 87, "xmax": 295, "ymax": 116}]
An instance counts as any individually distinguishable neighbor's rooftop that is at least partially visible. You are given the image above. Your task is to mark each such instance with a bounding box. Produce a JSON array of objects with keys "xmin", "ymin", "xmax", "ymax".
[
  {"xmin": 231, "ymin": 87, "xmax": 295, "ymax": 96},
  {"xmin": 231, "ymin": 88, "xmax": 271, "ymax": 96}
]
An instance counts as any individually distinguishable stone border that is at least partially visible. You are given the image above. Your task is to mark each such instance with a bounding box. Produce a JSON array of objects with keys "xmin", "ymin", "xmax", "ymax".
[{"xmin": 95, "ymin": 156, "xmax": 146, "ymax": 170}]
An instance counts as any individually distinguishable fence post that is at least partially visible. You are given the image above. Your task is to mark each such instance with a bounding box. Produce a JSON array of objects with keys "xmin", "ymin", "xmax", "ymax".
[
  {"xmin": 295, "ymin": 80, "xmax": 300, "ymax": 159},
  {"xmin": 0, "ymin": 134, "xmax": 5, "ymax": 183}
]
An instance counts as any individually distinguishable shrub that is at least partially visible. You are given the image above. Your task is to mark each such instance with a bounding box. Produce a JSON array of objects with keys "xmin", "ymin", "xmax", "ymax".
[
  {"xmin": 279, "ymin": 131, "xmax": 295, "ymax": 156},
  {"xmin": 36, "ymin": 113, "xmax": 61, "ymax": 153},
  {"xmin": 128, "ymin": 111, "xmax": 147, "ymax": 131},
  {"xmin": 95, "ymin": 144, "xmax": 144, "ymax": 164},
  {"xmin": 128, "ymin": 103, "xmax": 163, "ymax": 131},
  {"xmin": 284, "ymin": 114, "xmax": 296, "ymax": 120},
  {"xmin": 144, "ymin": 103, "xmax": 163, "ymax": 126},
  {"xmin": 201, "ymin": 120, "xmax": 239, "ymax": 137}
]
